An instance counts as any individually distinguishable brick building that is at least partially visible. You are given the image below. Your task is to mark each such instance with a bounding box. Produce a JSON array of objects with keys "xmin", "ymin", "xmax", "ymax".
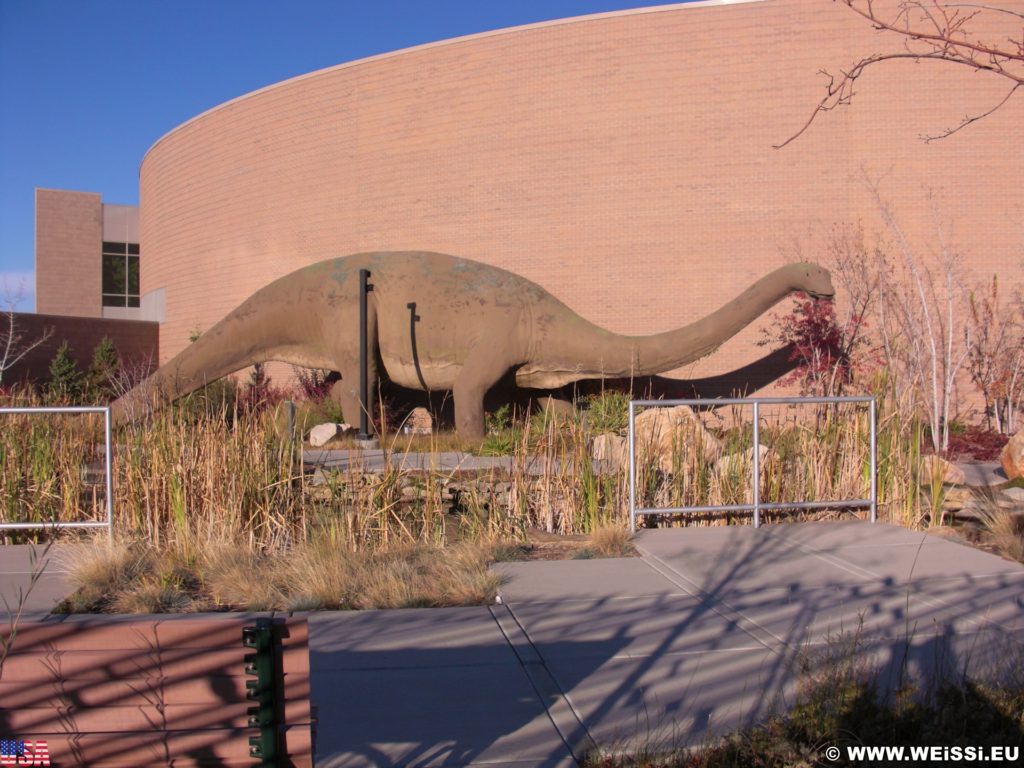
[{"xmin": 37, "ymin": 0, "xmax": 1023, "ymax": 396}]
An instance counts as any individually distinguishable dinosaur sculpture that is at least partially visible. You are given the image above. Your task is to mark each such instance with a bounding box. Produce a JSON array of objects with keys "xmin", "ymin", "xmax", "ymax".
[{"xmin": 112, "ymin": 251, "xmax": 834, "ymax": 438}]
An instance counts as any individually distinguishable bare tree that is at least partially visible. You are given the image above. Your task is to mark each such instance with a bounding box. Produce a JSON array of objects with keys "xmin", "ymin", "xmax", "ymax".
[
  {"xmin": 778, "ymin": 0, "xmax": 1024, "ymax": 147},
  {"xmin": 966, "ymin": 275, "xmax": 1024, "ymax": 433},
  {"xmin": 0, "ymin": 279, "xmax": 53, "ymax": 387},
  {"xmin": 869, "ymin": 184, "xmax": 971, "ymax": 453}
]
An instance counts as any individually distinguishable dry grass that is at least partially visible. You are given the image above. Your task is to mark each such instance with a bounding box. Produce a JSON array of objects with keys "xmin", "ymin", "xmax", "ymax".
[
  {"xmin": 975, "ymin": 501, "xmax": 1024, "ymax": 563},
  {"xmin": 60, "ymin": 535, "xmax": 504, "ymax": 613},
  {"xmin": 3, "ymin": 387, "xmax": 923, "ymax": 548},
  {"xmin": 577, "ymin": 524, "xmax": 635, "ymax": 559},
  {"xmin": 4, "ymin": 386, "xmax": 936, "ymax": 613}
]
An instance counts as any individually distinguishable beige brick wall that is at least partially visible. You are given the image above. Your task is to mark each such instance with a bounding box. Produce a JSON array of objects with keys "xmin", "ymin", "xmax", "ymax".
[
  {"xmin": 140, "ymin": 0, "xmax": 1024, "ymax": 393},
  {"xmin": 35, "ymin": 188, "xmax": 103, "ymax": 318}
]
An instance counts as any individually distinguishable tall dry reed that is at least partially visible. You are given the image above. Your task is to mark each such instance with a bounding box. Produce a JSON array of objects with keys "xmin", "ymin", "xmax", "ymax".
[{"xmin": 2, "ymin": 388, "xmax": 926, "ymax": 554}]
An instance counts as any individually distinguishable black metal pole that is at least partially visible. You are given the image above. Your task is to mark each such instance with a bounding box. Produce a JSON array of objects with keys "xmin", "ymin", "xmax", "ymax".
[{"xmin": 358, "ymin": 268, "xmax": 371, "ymax": 440}]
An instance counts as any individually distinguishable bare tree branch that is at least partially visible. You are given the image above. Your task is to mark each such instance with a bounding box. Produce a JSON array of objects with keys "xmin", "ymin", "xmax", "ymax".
[
  {"xmin": 922, "ymin": 81, "xmax": 1021, "ymax": 140},
  {"xmin": 0, "ymin": 279, "xmax": 53, "ymax": 386},
  {"xmin": 777, "ymin": 0, "xmax": 1024, "ymax": 148}
]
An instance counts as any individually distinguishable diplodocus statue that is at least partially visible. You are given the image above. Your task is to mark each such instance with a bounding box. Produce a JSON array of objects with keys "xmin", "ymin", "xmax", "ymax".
[{"xmin": 113, "ymin": 251, "xmax": 834, "ymax": 438}]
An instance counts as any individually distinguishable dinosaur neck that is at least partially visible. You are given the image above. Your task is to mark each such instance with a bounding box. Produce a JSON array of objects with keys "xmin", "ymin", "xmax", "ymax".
[{"xmin": 543, "ymin": 265, "xmax": 803, "ymax": 381}]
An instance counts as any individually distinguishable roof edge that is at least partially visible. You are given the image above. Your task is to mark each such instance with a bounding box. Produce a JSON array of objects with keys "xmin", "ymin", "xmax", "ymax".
[{"xmin": 142, "ymin": 0, "xmax": 768, "ymax": 165}]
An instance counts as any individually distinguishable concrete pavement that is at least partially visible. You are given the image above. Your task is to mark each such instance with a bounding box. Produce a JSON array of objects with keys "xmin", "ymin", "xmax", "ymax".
[
  {"xmin": 0, "ymin": 544, "xmax": 73, "ymax": 619},
  {"xmin": 2, "ymin": 523, "xmax": 1021, "ymax": 766},
  {"xmin": 308, "ymin": 521, "xmax": 1024, "ymax": 766}
]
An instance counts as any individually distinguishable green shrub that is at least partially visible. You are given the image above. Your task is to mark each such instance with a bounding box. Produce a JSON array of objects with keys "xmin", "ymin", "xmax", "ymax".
[{"xmin": 584, "ymin": 390, "xmax": 630, "ymax": 434}]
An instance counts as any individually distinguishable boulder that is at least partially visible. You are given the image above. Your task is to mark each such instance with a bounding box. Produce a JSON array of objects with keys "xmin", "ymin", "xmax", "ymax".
[
  {"xmin": 1000, "ymin": 430, "xmax": 1024, "ymax": 480},
  {"xmin": 716, "ymin": 444, "xmax": 771, "ymax": 476},
  {"xmin": 939, "ymin": 486, "xmax": 975, "ymax": 511},
  {"xmin": 402, "ymin": 407, "xmax": 433, "ymax": 436},
  {"xmin": 634, "ymin": 405, "xmax": 722, "ymax": 473},
  {"xmin": 308, "ymin": 422, "xmax": 352, "ymax": 447},
  {"xmin": 591, "ymin": 433, "xmax": 629, "ymax": 470},
  {"xmin": 920, "ymin": 454, "xmax": 966, "ymax": 486}
]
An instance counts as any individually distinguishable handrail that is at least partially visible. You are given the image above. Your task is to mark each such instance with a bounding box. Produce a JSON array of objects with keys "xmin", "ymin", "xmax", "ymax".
[
  {"xmin": 628, "ymin": 396, "xmax": 877, "ymax": 532},
  {"xmin": 0, "ymin": 406, "xmax": 113, "ymax": 538}
]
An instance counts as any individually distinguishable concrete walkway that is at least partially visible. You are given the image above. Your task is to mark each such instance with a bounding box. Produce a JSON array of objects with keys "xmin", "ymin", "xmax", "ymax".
[
  {"xmin": 308, "ymin": 522, "xmax": 1024, "ymax": 767},
  {"xmin": 0, "ymin": 544, "xmax": 74, "ymax": 618},
  {"xmin": 2, "ymin": 524, "xmax": 1021, "ymax": 766}
]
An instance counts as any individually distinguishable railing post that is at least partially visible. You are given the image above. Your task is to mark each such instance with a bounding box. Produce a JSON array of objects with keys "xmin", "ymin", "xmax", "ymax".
[
  {"xmin": 628, "ymin": 402, "xmax": 637, "ymax": 533},
  {"xmin": 752, "ymin": 400, "xmax": 761, "ymax": 529},
  {"xmin": 104, "ymin": 406, "xmax": 114, "ymax": 538},
  {"xmin": 870, "ymin": 397, "xmax": 877, "ymax": 523}
]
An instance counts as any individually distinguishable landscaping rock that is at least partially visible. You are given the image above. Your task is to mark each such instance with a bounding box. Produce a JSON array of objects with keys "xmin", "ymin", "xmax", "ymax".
[
  {"xmin": 402, "ymin": 407, "xmax": 433, "ymax": 436},
  {"xmin": 591, "ymin": 433, "xmax": 628, "ymax": 470},
  {"xmin": 1004, "ymin": 486, "xmax": 1024, "ymax": 503},
  {"xmin": 308, "ymin": 422, "xmax": 353, "ymax": 447},
  {"xmin": 634, "ymin": 405, "xmax": 722, "ymax": 473},
  {"xmin": 716, "ymin": 444, "xmax": 771, "ymax": 476},
  {"xmin": 1000, "ymin": 430, "xmax": 1024, "ymax": 480},
  {"xmin": 940, "ymin": 486, "xmax": 976, "ymax": 511},
  {"xmin": 920, "ymin": 454, "xmax": 966, "ymax": 486}
]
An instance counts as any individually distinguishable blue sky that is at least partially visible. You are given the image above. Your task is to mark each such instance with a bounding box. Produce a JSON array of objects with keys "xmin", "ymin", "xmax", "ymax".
[{"xmin": 0, "ymin": 0, "xmax": 690, "ymax": 311}]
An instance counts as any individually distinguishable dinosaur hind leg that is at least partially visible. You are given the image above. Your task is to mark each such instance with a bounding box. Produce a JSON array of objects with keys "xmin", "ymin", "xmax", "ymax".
[{"xmin": 453, "ymin": 337, "xmax": 518, "ymax": 440}]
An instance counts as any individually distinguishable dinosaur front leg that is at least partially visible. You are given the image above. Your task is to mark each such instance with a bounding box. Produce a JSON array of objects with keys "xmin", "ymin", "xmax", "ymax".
[{"xmin": 328, "ymin": 375, "xmax": 362, "ymax": 429}]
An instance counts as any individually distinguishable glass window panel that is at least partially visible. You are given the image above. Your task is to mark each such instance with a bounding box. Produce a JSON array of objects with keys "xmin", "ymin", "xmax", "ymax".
[
  {"xmin": 102, "ymin": 294, "xmax": 125, "ymax": 307},
  {"xmin": 103, "ymin": 254, "xmax": 126, "ymax": 294},
  {"xmin": 102, "ymin": 241, "xmax": 128, "ymax": 255},
  {"xmin": 127, "ymin": 243, "xmax": 140, "ymax": 255},
  {"xmin": 127, "ymin": 256, "xmax": 140, "ymax": 295},
  {"xmin": 127, "ymin": 296, "xmax": 140, "ymax": 308}
]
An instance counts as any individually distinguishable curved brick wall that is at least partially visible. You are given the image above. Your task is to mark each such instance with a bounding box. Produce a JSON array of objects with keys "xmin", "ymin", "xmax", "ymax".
[{"xmin": 140, "ymin": 0, "xmax": 1023, "ymax": 388}]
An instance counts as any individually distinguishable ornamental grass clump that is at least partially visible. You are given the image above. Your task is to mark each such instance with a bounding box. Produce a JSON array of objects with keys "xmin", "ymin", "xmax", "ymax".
[{"xmin": 61, "ymin": 536, "xmax": 503, "ymax": 613}]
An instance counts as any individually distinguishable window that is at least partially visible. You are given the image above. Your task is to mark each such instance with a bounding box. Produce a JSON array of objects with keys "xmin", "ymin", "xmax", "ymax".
[{"xmin": 102, "ymin": 241, "xmax": 140, "ymax": 307}]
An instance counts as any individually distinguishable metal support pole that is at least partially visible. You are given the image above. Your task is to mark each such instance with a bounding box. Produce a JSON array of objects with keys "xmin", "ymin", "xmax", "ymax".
[
  {"xmin": 869, "ymin": 397, "xmax": 877, "ymax": 523},
  {"xmin": 752, "ymin": 401, "xmax": 761, "ymax": 529},
  {"xmin": 628, "ymin": 402, "xmax": 637, "ymax": 533},
  {"xmin": 104, "ymin": 406, "xmax": 113, "ymax": 538},
  {"xmin": 358, "ymin": 268, "xmax": 372, "ymax": 441}
]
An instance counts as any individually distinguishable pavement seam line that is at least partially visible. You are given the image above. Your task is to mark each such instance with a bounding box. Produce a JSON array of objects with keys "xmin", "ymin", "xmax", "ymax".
[
  {"xmin": 638, "ymin": 554, "xmax": 702, "ymax": 596},
  {"xmin": 636, "ymin": 546, "xmax": 792, "ymax": 653},
  {"xmin": 790, "ymin": 540, "xmax": 888, "ymax": 582},
  {"xmin": 489, "ymin": 603, "xmax": 594, "ymax": 765},
  {"xmin": 786, "ymin": 535, "xmax": 1018, "ymax": 628}
]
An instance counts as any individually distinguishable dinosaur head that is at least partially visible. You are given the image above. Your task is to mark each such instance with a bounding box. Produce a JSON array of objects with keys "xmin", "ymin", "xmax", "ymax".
[{"xmin": 792, "ymin": 262, "xmax": 835, "ymax": 301}]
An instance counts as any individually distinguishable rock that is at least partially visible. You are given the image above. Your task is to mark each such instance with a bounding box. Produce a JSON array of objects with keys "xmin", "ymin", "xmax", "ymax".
[
  {"xmin": 716, "ymin": 444, "xmax": 771, "ymax": 476},
  {"xmin": 402, "ymin": 407, "xmax": 433, "ymax": 436},
  {"xmin": 1004, "ymin": 486, "xmax": 1024, "ymax": 502},
  {"xmin": 940, "ymin": 486, "xmax": 975, "ymax": 510},
  {"xmin": 634, "ymin": 405, "xmax": 722, "ymax": 473},
  {"xmin": 920, "ymin": 454, "xmax": 966, "ymax": 485},
  {"xmin": 591, "ymin": 433, "xmax": 628, "ymax": 470},
  {"xmin": 1000, "ymin": 431, "xmax": 1024, "ymax": 480},
  {"xmin": 308, "ymin": 422, "xmax": 353, "ymax": 447}
]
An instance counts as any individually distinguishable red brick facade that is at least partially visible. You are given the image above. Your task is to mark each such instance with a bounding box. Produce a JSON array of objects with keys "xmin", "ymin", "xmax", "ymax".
[
  {"xmin": 2, "ymin": 312, "xmax": 158, "ymax": 388},
  {"xmin": 140, "ymin": 0, "xmax": 1023, "ymax": 387}
]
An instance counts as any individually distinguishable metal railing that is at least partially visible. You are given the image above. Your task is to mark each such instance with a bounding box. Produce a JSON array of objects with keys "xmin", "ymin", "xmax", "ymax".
[
  {"xmin": 628, "ymin": 396, "xmax": 877, "ymax": 532},
  {"xmin": 0, "ymin": 406, "xmax": 113, "ymax": 537}
]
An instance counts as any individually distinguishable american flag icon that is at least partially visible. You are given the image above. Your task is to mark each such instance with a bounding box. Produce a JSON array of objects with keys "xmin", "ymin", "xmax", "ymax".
[{"xmin": 0, "ymin": 739, "xmax": 50, "ymax": 766}]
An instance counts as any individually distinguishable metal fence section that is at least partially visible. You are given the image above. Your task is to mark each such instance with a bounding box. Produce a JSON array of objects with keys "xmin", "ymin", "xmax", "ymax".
[
  {"xmin": 628, "ymin": 396, "xmax": 877, "ymax": 532},
  {"xmin": 0, "ymin": 406, "xmax": 114, "ymax": 537}
]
